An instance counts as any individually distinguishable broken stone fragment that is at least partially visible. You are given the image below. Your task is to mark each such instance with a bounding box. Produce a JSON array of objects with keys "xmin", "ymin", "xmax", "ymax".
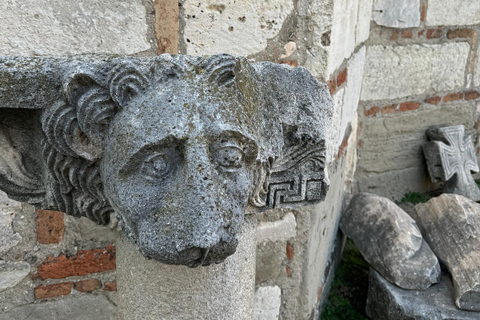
[
  {"xmin": 412, "ymin": 194, "xmax": 480, "ymax": 311},
  {"xmin": 366, "ymin": 268, "xmax": 480, "ymax": 320},
  {"xmin": 340, "ymin": 192, "xmax": 440, "ymax": 290}
]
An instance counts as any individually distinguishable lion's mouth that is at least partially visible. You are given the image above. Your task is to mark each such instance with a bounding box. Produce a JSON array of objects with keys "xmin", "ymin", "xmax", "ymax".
[{"xmin": 185, "ymin": 248, "xmax": 211, "ymax": 268}]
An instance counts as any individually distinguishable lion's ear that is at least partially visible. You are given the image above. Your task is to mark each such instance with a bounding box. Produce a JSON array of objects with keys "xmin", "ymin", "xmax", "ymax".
[{"xmin": 109, "ymin": 65, "xmax": 150, "ymax": 108}]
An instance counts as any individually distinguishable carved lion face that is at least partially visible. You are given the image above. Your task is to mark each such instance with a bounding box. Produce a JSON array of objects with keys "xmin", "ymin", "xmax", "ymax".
[
  {"xmin": 0, "ymin": 54, "xmax": 332, "ymax": 267},
  {"xmin": 102, "ymin": 65, "xmax": 259, "ymax": 266}
]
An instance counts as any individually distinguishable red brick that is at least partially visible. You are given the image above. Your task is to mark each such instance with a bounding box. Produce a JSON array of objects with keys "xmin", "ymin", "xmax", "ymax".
[
  {"xmin": 34, "ymin": 282, "xmax": 73, "ymax": 300},
  {"xmin": 381, "ymin": 104, "xmax": 397, "ymax": 114},
  {"xmin": 401, "ymin": 30, "xmax": 413, "ymax": 38},
  {"xmin": 36, "ymin": 209, "xmax": 64, "ymax": 244},
  {"xmin": 399, "ymin": 101, "xmax": 420, "ymax": 112},
  {"xmin": 286, "ymin": 243, "xmax": 294, "ymax": 260},
  {"xmin": 427, "ymin": 28, "xmax": 442, "ymax": 39},
  {"xmin": 336, "ymin": 135, "xmax": 349, "ymax": 160},
  {"xmin": 317, "ymin": 286, "xmax": 324, "ymax": 304},
  {"xmin": 465, "ymin": 91, "xmax": 480, "ymax": 100},
  {"xmin": 103, "ymin": 282, "xmax": 117, "ymax": 292},
  {"xmin": 364, "ymin": 106, "xmax": 379, "ymax": 117},
  {"xmin": 327, "ymin": 79, "xmax": 336, "ymax": 95},
  {"xmin": 280, "ymin": 60, "xmax": 298, "ymax": 67},
  {"xmin": 421, "ymin": 5, "xmax": 426, "ymax": 22},
  {"xmin": 37, "ymin": 246, "xmax": 116, "ymax": 280},
  {"xmin": 443, "ymin": 93, "xmax": 463, "ymax": 102},
  {"xmin": 154, "ymin": 0, "xmax": 179, "ymax": 54},
  {"xmin": 337, "ymin": 68, "xmax": 348, "ymax": 87},
  {"xmin": 425, "ymin": 96, "xmax": 441, "ymax": 104},
  {"xmin": 75, "ymin": 279, "xmax": 101, "ymax": 292},
  {"xmin": 447, "ymin": 28, "xmax": 474, "ymax": 39},
  {"xmin": 390, "ymin": 30, "xmax": 399, "ymax": 40},
  {"xmin": 418, "ymin": 30, "xmax": 425, "ymax": 37},
  {"xmin": 286, "ymin": 266, "xmax": 291, "ymax": 277}
]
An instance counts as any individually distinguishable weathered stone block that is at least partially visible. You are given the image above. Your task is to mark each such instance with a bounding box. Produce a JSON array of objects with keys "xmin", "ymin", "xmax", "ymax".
[
  {"xmin": 328, "ymin": 0, "xmax": 372, "ymax": 76},
  {"xmin": 331, "ymin": 47, "xmax": 366, "ymax": 157},
  {"xmin": 183, "ymin": 0, "xmax": 294, "ymax": 56},
  {"xmin": 304, "ymin": 0, "xmax": 372, "ymax": 80},
  {"xmin": 367, "ymin": 269, "xmax": 480, "ymax": 320},
  {"xmin": 0, "ymin": 0, "xmax": 150, "ymax": 56},
  {"xmin": 412, "ymin": 194, "xmax": 480, "ymax": 311},
  {"xmin": 423, "ymin": 125, "xmax": 480, "ymax": 201},
  {"xmin": 361, "ymin": 43, "xmax": 470, "ymax": 101},
  {"xmin": 254, "ymin": 286, "xmax": 282, "ymax": 320},
  {"xmin": 340, "ymin": 193, "xmax": 440, "ymax": 290},
  {"xmin": 0, "ymin": 192, "xmax": 22, "ymax": 255},
  {"xmin": 0, "ymin": 294, "xmax": 116, "ymax": 320},
  {"xmin": 0, "ymin": 261, "xmax": 30, "ymax": 293},
  {"xmin": 356, "ymin": 0, "xmax": 373, "ymax": 46},
  {"xmin": 372, "ymin": 0, "xmax": 421, "ymax": 28},
  {"xmin": 425, "ymin": 0, "xmax": 480, "ymax": 26},
  {"xmin": 0, "ymin": 54, "xmax": 332, "ymax": 267},
  {"xmin": 256, "ymin": 212, "xmax": 297, "ymax": 244},
  {"xmin": 298, "ymin": 161, "xmax": 346, "ymax": 319}
]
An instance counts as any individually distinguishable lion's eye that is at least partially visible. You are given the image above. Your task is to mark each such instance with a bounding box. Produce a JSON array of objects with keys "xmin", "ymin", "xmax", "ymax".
[
  {"xmin": 141, "ymin": 153, "xmax": 170, "ymax": 180},
  {"xmin": 213, "ymin": 146, "xmax": 244, "ymax": 170}
]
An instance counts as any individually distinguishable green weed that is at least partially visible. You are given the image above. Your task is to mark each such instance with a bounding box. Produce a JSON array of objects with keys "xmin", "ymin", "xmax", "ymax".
[
  {"xmin": 320, "ymin": 240, "xmax": 370, "ymax": 320},
  {"xmin": 401, "ymin": 192, "xmax": 431, "ymax": 205}
]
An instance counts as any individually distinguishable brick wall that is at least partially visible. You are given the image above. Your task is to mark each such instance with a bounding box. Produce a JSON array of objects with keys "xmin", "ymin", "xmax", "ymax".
[
  {"xmin": 356, "ymin": 0, "xmax": 480, "ymax": 200},
  {"xmin": 0, "ymin": 192, "xmax": 118, "ymax": 318}
]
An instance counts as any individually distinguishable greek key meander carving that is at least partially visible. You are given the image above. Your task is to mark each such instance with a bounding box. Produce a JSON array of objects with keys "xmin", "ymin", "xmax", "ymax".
[{"xmin": 0, "ymin": 54, "xmax": 333, "ymax": 266}]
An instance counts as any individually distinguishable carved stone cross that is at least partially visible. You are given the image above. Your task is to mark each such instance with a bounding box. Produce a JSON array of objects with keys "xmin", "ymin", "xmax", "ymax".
[{"xmin": 423, "ymin": 125, "xmax": 480, "ymax": 201}]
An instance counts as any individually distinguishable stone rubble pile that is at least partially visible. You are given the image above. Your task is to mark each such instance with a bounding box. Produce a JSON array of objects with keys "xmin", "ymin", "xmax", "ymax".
[{"xmin": 340, "ymin": 192, "xmax": 480, "ymax": 320}]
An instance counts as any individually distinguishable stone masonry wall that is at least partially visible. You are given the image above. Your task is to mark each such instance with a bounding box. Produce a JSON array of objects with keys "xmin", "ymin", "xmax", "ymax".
[
  {"xmin": 0, "ymin": 192, "xmax": 118, "ymax": 319},
  {"xmin": 356, "ymin": 0, "xmax": 480, "ymax": 200},
  {"xmin": 0, "ymin": 1, "xmax": 372, "ymax": 320}
]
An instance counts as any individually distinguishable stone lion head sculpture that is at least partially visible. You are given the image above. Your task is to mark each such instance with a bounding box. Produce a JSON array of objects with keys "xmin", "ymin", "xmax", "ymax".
[{"xmin": 0, "ymin": 54, "xmax": 333, "ymax": 267}]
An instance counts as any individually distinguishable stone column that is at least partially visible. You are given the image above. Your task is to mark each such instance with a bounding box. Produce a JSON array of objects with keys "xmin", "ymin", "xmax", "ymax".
[{"xmin": 116, "ymin": 215, "xmax": 257, "ymax": 320}]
